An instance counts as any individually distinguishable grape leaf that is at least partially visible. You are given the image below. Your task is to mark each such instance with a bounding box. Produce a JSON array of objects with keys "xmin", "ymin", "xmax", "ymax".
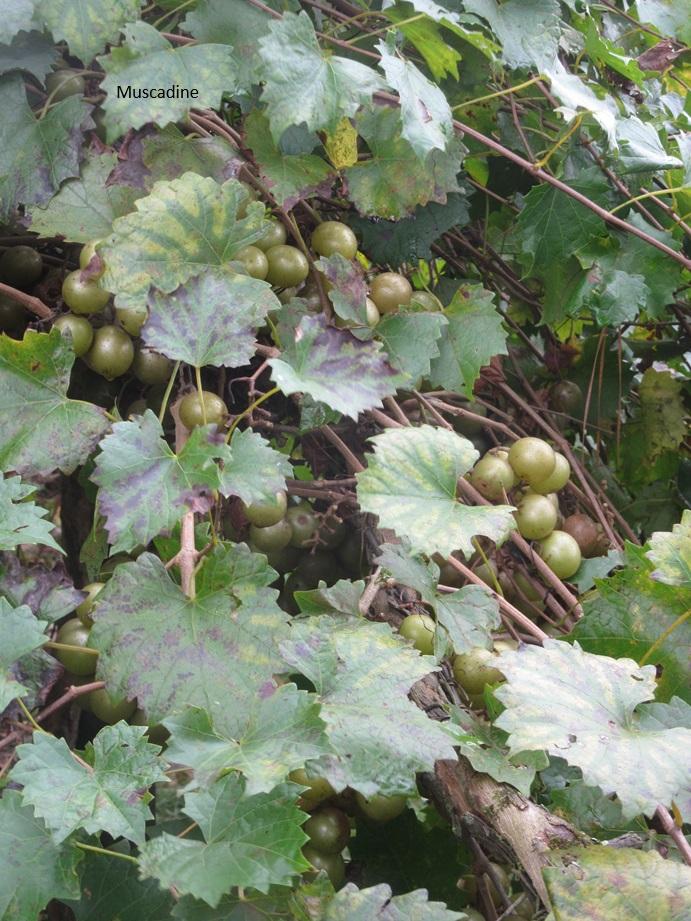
[
  {"xmin": 615, "ymin": 115, "xmax": 683, "ymax": 173},
  {"xmin": 143, "ymin": 269, "xmax": 279, "ymax": 368},
  {"xmin": 376, "ymin": 311, "xmax": 447, "ymax": 381},
  {"xmin": 99, "ymin": 22, "xmax": 237, "ymax": 141},
  {"xmin": 0, "ymin": 555, "xmax": 82, "ymax": 624},
  {"xmin": 163, "ymin": 682, "xmax": 331, "ymax": 794},
  {"xmin": 245, "ymin": 111, "xmax": 334, "ymax": 209},
  {"xmin": 257, "ymin": 11, "xmax": 383, "ymax": 141},
  {"xmin": 142, "ymin": 125, "xmax": 239, "ymax": 186},
  {"xmin": 463, "ymin": 0, "xmax": 561, "ymax": 70},
  {"xmin": 636, "ymin": 0, "xmax": 691, "ymax": 44},
  {"xmin": 384, "ymin": 3, "xmax": 462, "ymax": 81},
  {"xmin": 377, "ymin": 41, "xmax": 453, "ymax": 161},
  {"xmin": 88, "ymin": 547, "xmax": 290, "ymax": 724},
  {"xmin": 0, "ymin": 30, "xmax": 57, "ymax": 80},
  {"xmin": 294, "ymin": 579, "xmax": 366, "ymax": 617},
  {"xmin": 0, "ymin": 329, "xmax": 109, "ymax": 477},
  {"xmin": 344, "ymin": 106, "xmax": 463, "ymax": 219},
  {"xmin": 573, "ymin": 544, "xmax": 691, "ymax": 704},
  {"xmin": 172, "ymin": 889, "xmax": 295, "ymax": 921},
  {"xmin": 36, "ymin": 0, "xmax": 141, "ymax": 63},
  {"xmin": 325, "ymin": 882, "xmax": 464, "ymax": 920},
  {"xmin": 12, "ymin": 724, "xmax": 167, "ymax": 844},
  {"xmin": 100, "ymin": 173, "xmax": 267, "ymax": 310},
  {"xmin": 91, "ymin": 411, "xmax": 232, "ymax": 554},
  {"xmin": 0, "ymin": 598, "xmax": 47, "ymax": 712},
  {"xmin": 0, "ymin": 2, "xmax": 35, "ymax": 45},
  {"xmin": 544, "ymin": 846, "xmax": 691, "ymax": 921},
  {"xmin": 428, "ymin": 283, "xmax": 507, "ymax": 398},
  {"xmin": 219, "ymin": 428, "xmax": 292, "ymax": 506},
  {"xmin": 66, "ymin": 848, "xmax": 175, "ymax": 921},
  {"xmin": 268, "ymin": 313, "xmax": 407, "ymax": 419},
  {"xmin": 0, "ymin": 475, "xmax": 61, "ymax": 553},
  {"xmin": 138, "ymin": 775, "xmax": 309, "ymax": 906},
  {"xmin": 357, "ymin": 426, "xmax": 515, "ymax": 558},
  {"xmin": 0, "ymin": 790, "xmax": 81, "ymax": 920},
  {"xmin": 27, "ymin": 152, "xmax": 140, "ymax": 243},
  {"xmin": 0, "ymin": 73, "xmax": 91, "ymax": 220},
  {"xmin": 279, "ymin": 615, "xmax": 457, "ymax": 796},
  {"xmin": 494, "ymin": 640, "xmax": 691, "ymax": 819},
  {"xmin": 647, "ymin": 510, "xmax": 691, "ymax": 588},
  {"xmin": 548, "ymin": 779, "xmax": 636, "ymax": 840},
  {"xmin": 349, "ymin": 193, "xmax": 470, "ymax": 266},
  {"xmin": 316, "ymin": 254, "xmax": 369, "ymax": 326}
]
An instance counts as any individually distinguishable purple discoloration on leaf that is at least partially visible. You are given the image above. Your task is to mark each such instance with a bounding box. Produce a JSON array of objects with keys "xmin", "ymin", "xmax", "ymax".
[{"xmin": 315, "ymin": 254, "xmax": 369, "ymax": 326}]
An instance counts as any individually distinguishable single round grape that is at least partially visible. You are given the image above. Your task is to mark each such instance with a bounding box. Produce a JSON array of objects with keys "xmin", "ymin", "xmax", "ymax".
[
  {"xmin": 537, "ymin": 530, "xmax": 582, "ymax": 579},
  {"xmin": 399, "ymin": 613, "xmax": 435, "ymax": 655},
  {"xmin": 302, "ymin": 845, "xmax": 345, "ymax": 887},
  {"xmin": 85, "ymin": 325, "xmax": 134, "ymax": 380},
  {"xmin": 265, "ymin": 245, "xmax": 310, "ymax": 287},
  {"xmin": 0, "ymin": 246, "xmax": 43, "ymax": 288},
  {"xmin": 286, "ymin": 502, "xmax": 319, "ymax": 549},
  {"xmin": 452, "ymin": 647, "xmax": 504, "ymax": 695},
  {"xmin": 132, "ymin": 346, "xmax": 173, "ymax": 386},
  {"xmin": 355, "ymin": 792, "xmax": 407, "ymax": 822},
  {"xmin": 179, "ymin": 391, "xmax": 227, "ymax": 428},
  {"xmin": 249, "ymin": 519, "xmax": 293, "ymax": 553},
  {"xmin": 242, "ymin": 491, "xmax": 288, "ymax": 528},
  {"xmin": 235, "ymin": 245, "xmax": 269, "ymax": 279},
  {"xmin": 54, "ymin": 619, "xmax": 97, "ymax": 676},
  {"xmin": 75, "ymin": 581, "xmax": 104, "ymax": 627},
  {"xmin": 303, "ymin": 806, "xmax": 350, "ymax": 854},
  {"xmin": 530, "ymin": 452, "xmax": 570, "ymax": 495},
  {"xmin": 289, "ymin": 768, "xmax": 335, "ymax": 810},
  {"xmin": 410, "ymin": 290, "xmax": 443, "ymax": 311},
  {"xmin": 256, "ymin": 221, "xmax": 288, "ymax": 252},
  {"xmin": 469, "ymin": 453, "xmax": 517, "ymax": 500},
  {"xmin": 513, "ymin": 493, "xmax": 558, "ymax": 540},
  {"xmin": 62, "ymin": 270, "xmax": 110, "ymax": 315},
  {"xmin": 115, "ymin": 305, "xmax": 147, "ymax": 336},
  {"xmin": 507, "ymin": 438, "xmax": 556, "ymax": 486},
  {"xmin": 0, "ymin": 294, "xmax": 27, "ymax": 335},
  {"xmin": 84, "ymin": 688, "xmax": 136, "ymax": 724},
  {"xmin": 550, "ymin": 380, "xmax": 583, "ymax": 416},
  {"xmin": 562, "ymin": 513, "xmax": 603, "ymax": 558},
  {"xmin": 369, "ymin": 272, "xmax": 412, "ymax": 314},
  {"xmin": 311, "ymin": 221, "xmax": 358, "ymax": 260},
  {"xmin": 53, "ymin": 314, "xmax": 93, "ymax": 356}
]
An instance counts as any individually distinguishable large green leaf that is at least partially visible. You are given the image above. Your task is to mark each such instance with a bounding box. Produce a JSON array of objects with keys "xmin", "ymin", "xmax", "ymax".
[
  {"xmin": 647, "ymin": 510, "xmax": 691, "ymax": 588},
  {"xmin": 27, "ymin": 152, "xmax": 140, "ymax": 242},
  {"xmin": 138, "ymin": 775, "xmax": 309, "ymax": 905},
  {"xmin": 0, "ymin": 329, "xmax": 109, "ymax": 477},
  {"xmin": 572, "ymin": 544, "xmax": 691, "ymax": 703},
  {"xmin": 279, "ymin": 615, "xmax": 457, "ymax": 796},
  {"xmin": 163, "ymin": 682, "xmax": 331, "ymax": 794},
  {"xmin": 356, "ymin": 426, "xmax": 515, "ymax": 558},
  {"xmin": 142, "ymin": 125, "xmax": 239, "ymax": 186},
  {"xmin": 428, "ymin": 283, "xmax": 507, "ymax": 398},
  {"xmin": 0, "ymin": 475, "xmax": 61, "ymax": 553},
  {"xmin": 245, "ymin": 111, "xmax": 334, "ymax": 209},
  {"xmin": 544, "ymin": 846, "xmax": 691, "ymax": 921},
  {"xmin": 325, "ymin": 883, "xmax": 464, "ymax": 920},
  {"xmin": 219, "ymin": 429, "xmax": 292, "ymax": 506},
  {"xmin": 143, "ymin": 269, "xmax": 279, "ymax": 368},
  {"xmin": 0, "ymin": 73, "xmax": 91, "ymax": 220},
  {"xmin": 66, "ymin": 849, "xmax": 175, "ymax": 921},
  {"xmin": 636, "ymin": 0, "xmax": 691, "ymax": 43},
  {"xmin": 344, "ymin": 106, "xmax": 462, "ymax": 219},
  {"xmin": 257, "ymin": 11, "xmax": 383, "ymax": 141},
  {"xmin": 463, "ymin": 0, "xmax": 560, "ymax": 69},
  {"xmin": 494, "ymin": 640, "xmax": 691, "ymax": 819},
  {"xmin": 100, "ymin": 173, "xmax": 267, "ymax": 310},
  {"xmin": 91, "ymin": 411, "xmax": 232, "ymax": 553},
  {"xmin": 268, "ymin": 313, "xmax": 407, "ymax": 419},
  {"xmin": 376, "ymin": 312, "xmax": 447, "ymax": 381},
  {"xmin": 36, "ymin": 0, "xmax": 141, "ymax": 63},
  {"xmin": 99, "ymin": 22, "xmax": 237, "ymax": 141},
  {"xmin": 0, "ymin": 30, "xmax": 57, "ymax": 80},
  {"xmin": 377, "ymin": 41, "xmax": 453, "ymax": 161},
  {"xmin": 88, "ymin": 547, "xmax": 290, "ymax": 724},
  {"xmin": 12, "ymin": 724, "xmax": 167, "ymax": 844},
  {"xmin": 0, "ymin": 556, "xmax": 81, "ymax": 624},
  {"xmin": 0, "ymin": 598, "xmax": 48, "ymax": 712},
  {"xmin": 0, "ymin": 790, "xmax": 81, "ymax": 920},
  {"xmin": 0, "ymin": 2, "xmax": 35, "ymax": 44}
]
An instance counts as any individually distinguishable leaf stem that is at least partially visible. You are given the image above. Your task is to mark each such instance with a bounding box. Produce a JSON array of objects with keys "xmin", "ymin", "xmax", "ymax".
[
  {"xmin": 15, "ymin": 698, "xmax": 45, "ymax": 733},
  {"xmin": 194, "ymin": 366, "xmax": 207, "ymax": 424},
  {"xmin": 609, "ymin": 186, "xmax": 687, "ymax": 216},
  {"xmin": 639, "ymin": 609, "xmax": 691, "ymax": 666},
  {"xmin": 74, "ymin": 842, "xmax": 139, "ymax": 864},
  {"xmin": 158, "ymin": 360, "xmax": 181, "ymax": 424},
  {"xmin": 452, "ymin": 76, "xmax": 545, "ymax": 112},
  {"xmin": 225, "ymin": 386, "xmax": 280, "ymax": 443},
  {"xmin": 345, "ymin": 12, "xmax": 426, "ymax": 44}
]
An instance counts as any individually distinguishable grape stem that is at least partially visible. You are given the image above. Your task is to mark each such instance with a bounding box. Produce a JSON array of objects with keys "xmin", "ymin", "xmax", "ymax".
[
  {"xmin": 655, "ymin": 804, "xmax": 691, "ymax": 866},
  {"xmin": 0, "ymin": 281, "xmax": 52, "ymax": 319}
]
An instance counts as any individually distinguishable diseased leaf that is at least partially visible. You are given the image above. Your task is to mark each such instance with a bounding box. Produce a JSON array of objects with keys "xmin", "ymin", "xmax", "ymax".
[
  {"xmin": 36, "ymin": 0, "xmax": 141, "ymax": 63},
  {"xmin": 428, "ymin": 283, "xmax": 506, "ymax": 397},
  {"xmin": 99, "ymin": 22, "xmax": 237, "ymax": 141},
  {"xmin": 0, "ymin": 73, "xmax": 91, "ymax": 220},
  {"xmin": 138, "ymin": 775, "xmax": 309, "ymax": 906},
  {"xmin": 219, "ymin": 428, "xmax": 292, "ymax": 506},
  {"xmin": 377, "ymin": 41, "xmax": 453, "ymax": 161},
  {"xmin": 143, "ymin": 269, "xmax": 279, "ymax": 368},
  {"xmin": 0, "ymin": 475, "xmax": 61, "ymax": 553},
  {"xmin": 245, "ymin": 111, "xmax": 334, "ymax": 209},
  {"xmin": 573, "ymin": 544, "xmax": 691, "ymax": 703},
  {"xmin": 268, "ymin": 313, "xmax": 407, "ymax": 419},
  {"xmin": 88, "ymin": 547, "xmax": 290, "ymax": 724},
  {"xmin": 325, "ymin": 882, "xmax": 464, "ymax": 920},
  {"xmin": 0, "ymin": 329, "xmax": 109, "ymax": 477},
  {"xmin": 12, "ymin": 724, "xmax": 167, "ymax": 844},
  {"xmin": 494, "ymin": 640, "xmax": 691, "ymax": 819},
  {"xmin": 27, "ymin": 152, "xmax": 140, "ymax": 242},
  {"xmin": 280, "ymin": 615, "xmax": 457, "ymax": 796},
  {"xmin": 100, "ymin": 173, "xmax": 267, "ymax": 310},
  {"xmin": 316, "ymin": 254, "xmax": 369, "ymax": 327},
  {"xmin": 0, "ymin": 598, "xmax": 48, "ymax": 712},
  {"xmin": 0, "ymin": 790, "xmax": 81, "ymax": 921},
  {"xmin": 647, "ymin": 510, "xmax": 691, "ymax": 588},
  {"xmin": 91, "ymin": 411, "xmax": 232, "ymax": 553},
  {"xmin": 545, "ymin": 846, "xmax": 691, "ymax": 921},
  {"xmin": 0, "ymin": 555, "xmax": 82, "ymax": 624},
  {"xmin": 257, "ymin": 11, "xmax": 383, "ymax": 141},
  {"xmin": 163, "ymin": 682, "xmax": 330, "ymax": 794},
  {"xmin": 142, "ymin": 125, "xmax": 239, "ymax": 185},
  {"xmin": 357, "ymin": 426, "xmax": 515, "ymax": 557}
]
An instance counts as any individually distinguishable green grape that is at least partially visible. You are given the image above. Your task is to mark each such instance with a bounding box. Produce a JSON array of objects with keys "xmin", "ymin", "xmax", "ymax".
[
  {"xmin": 0, "ymin": 246, "xmax": 43, "ymax": 288},
  {"xmin": 243, "ymin": 491, "xmax": 288, "ymax": 527},
  {"xmin": 132, "ymin": 346, "xmax": 173, "ymax": 386},
  {"xmin": 85, "ymin": 325, "xmax": 134, "ymax": 379},
  {"xmin": 179, "ymin": 391, "xmax": 227, "ymax": 428},
  {"xmin": 369, "ymin": 272, "xmax": 412, "ymax": 314},
  {"xmin": 235, "ymin": 245, "xmax": 269, "ymax": 279},
  {"xmin": 54, "ymin": 314, "xmax": 93, "ymax": 356},
  {"xmin": 53, "ymin": 619, "xmax": 97, "ymax": 676},
  {"xmin": 256, "ymin": 221, "xmax": 288, "ymax": 252},
  {"xmin": 311, "ymin": 221, "xmax": 358, "ymax": 260},
  {"xmin": 399, "ymin": 613, "xmax": 435, "ymax": 655},
  {"xmin": 355, "ymin": 792, "xmax": 407, "ymax": 822},
  {"xmin": 115, "ymin": 305, "xmax": 147, "ymax": 336},
  {"xmin": 62, "ymin": 270, "xmax": 110, "ymax": 315},
  {"xmin": 75, "ymin": 581, "xmax": 104, "ymax": 627}
]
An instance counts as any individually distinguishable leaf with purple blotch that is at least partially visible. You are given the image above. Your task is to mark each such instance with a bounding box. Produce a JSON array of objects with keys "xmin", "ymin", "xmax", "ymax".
[
  {"xmin": 316, "ymin": 253, "xmax": 369, "ymax": 326},
  {"xmin": 91, "ymin": 410, "xmax": 232, "ymax": 553},
  {"xmin": 268, "ymin": 313, "xmax": 407, "ymax": 419}
]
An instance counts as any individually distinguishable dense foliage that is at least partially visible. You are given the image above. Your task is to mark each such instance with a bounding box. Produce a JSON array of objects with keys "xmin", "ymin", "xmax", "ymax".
[{"xmin": 0, "ymin": 1, "xmax": 689, "ymax": 919}]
